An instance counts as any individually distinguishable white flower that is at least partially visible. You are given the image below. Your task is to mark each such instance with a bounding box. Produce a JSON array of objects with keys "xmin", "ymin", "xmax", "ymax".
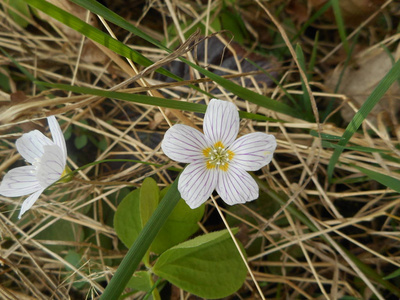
[
  {"xmin": 0, "ymin": 116, "xmax": 67, "ymax": 218},
  {"xmin": 161, "ymin": 98, "xmax": 277, "ymax": 208}
]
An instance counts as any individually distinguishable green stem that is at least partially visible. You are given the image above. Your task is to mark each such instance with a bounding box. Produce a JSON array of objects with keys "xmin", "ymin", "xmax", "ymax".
[{"xmin": 100, "ymin": 178, "xmax": 181, "ymax": 300}]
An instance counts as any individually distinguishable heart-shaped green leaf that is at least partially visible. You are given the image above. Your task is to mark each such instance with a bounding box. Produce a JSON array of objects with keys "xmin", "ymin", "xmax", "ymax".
[{"xmin": 152, "ymin": 229, "xmax": 247, "ymax": 299}]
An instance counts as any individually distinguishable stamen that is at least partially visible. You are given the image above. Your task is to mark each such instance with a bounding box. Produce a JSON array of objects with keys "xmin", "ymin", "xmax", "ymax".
[{"xmin": 203, "ymin": 141, "xmax": 235, "ymax": 171}]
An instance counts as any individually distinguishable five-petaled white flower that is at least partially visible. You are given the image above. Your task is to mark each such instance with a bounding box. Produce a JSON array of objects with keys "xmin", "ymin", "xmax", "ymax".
[
  {"xmin": 161, "ymin": 98, "xmax": 277, "ymax": 208},
  {"xmin": 0, "ymin": 116, "xmax": 67, "ymax": 219}
]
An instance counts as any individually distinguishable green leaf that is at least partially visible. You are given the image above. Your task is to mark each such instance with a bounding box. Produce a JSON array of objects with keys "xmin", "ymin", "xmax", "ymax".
[
  {"xmin": 114, "ymin": 184, "xmax": 204, "ymax": 256},
  {"xmin": 153, "ymin": 229, "xmax": 247, "ymax": 299},
  {"xmin": 126, "ymin": 270, "xmax": 161, "ymax": 300},
  {"xmin": 74, "ymin": 134, "xmax": 87, "ymax": 149},
  {"xmin": 151, "ymin": 187, "xmax": 204, "ymax": 254},
  {"xmin": 139, "ymin": 178, "xmax": 159, "ymax": 227},
  {"xmin": 353, "ymin": 165, "xmax": 400, "ymax": 193},
  {"xmin": 65, "ymin": 250, "xmax": 87, "ymax": 289},
  {"xmin": 219, "ymin": 10, "xmax": 247, "ymax": 44},
  {"xmin": 126, "ymin": 271, "xmax": 153, "ymax": 291},
  {"xmin": 35, "ymin": 218, "xmax": 81, "ymax": 253},
  {"xmin": 114, "ymin": 189, "xmax": 142, "ymax": 248},
  {"xmin": 5, "ymin": 0, "xmax": 32, "ymax": 28}
]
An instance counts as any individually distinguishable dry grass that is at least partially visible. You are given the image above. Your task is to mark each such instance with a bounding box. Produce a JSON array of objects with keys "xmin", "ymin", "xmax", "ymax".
[{"xmin": 0, "ymin": 0, "xmax": 400, "ymax": 299}]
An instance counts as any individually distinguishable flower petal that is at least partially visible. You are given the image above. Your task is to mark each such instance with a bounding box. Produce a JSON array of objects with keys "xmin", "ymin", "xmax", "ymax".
[
  {"xmin": 18, "ymin": 188, "xmax": 44, "ymax": 219},
  {"xmin": 47, "ymin": 116, "xmax": 67, "ymax": 161},
  {"xmin": 229, "ymin": 132, "xmax": 276, "ymax": 171},
  {"xmin": 36, "ymin": 145, "xmax": 66, "ymax": 187},
  {"xmin": 203, "ymin": 99, "xmax": 239, "ymax": 146},
  {"xmin": 178, "ymin": 161, "xmax": 217, "ymax": 208},
  {"xmin": 216, "ymin": 165, "xmax": 259, "ymax": 205},
  {"xmin": 0, "ymin": 166, "xmax": 42, "ymax": 197},
  {"xmin": 161, "ymin": 124, "xmax": 210, "ymax": 163},
  {"xmin": 16, "ymin": 130, "xmax": 54, "ymax": 164}
]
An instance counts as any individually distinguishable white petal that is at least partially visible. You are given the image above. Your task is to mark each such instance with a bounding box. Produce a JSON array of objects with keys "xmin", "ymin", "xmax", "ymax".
[
  {"xmin": 178, "ymin": 161, "xmax": 217, "ymax": 208},
  {"xmin": 0, "ymin": 166, "xmax": 42, "ymax": 197},
  {"xmin": 229, "ymin": 132, "xmax": 277, "ymax": 171},
  {"xmin": 16, "ymin": 130, "xmax": 54, "ymax": 164},
  {"xmin": 36, "ymin": 145, "xmax": 66, "ymax": 187},
  {"xmin": 203, "ymin": 99, "xmax": 239, "ymax": 147},
  {"xmin": 47, "ymin": 116, "xmax": 67, "ymax": 161},
  {"xmin": 18, "ymin": 189, "xmax": 44, "ymax": 219},
  {"xmin": 216, "ymin": 165, "xmax": 259, "ymax": 205},
  {"xmin": 161, "ymin": 124, "xmax": 210, "ymax": 163}
]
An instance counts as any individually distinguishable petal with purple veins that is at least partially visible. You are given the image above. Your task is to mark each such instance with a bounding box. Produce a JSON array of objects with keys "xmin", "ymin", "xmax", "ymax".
[
  {"xmin": 0, "ymin": 166, "xmax": 42, "ymax": 197},
  {"xmin": 216, "ymin": 164, "xmax": 259, "ymax": 205},
  {"xmin": 161, "ymin": 124, "xmax": 210, "ymax": 163},
  {"xmin": 229, "ymin": 132, "xmax": 276, "ymax": 171},
  {"xmin": 16, "ymin": 130, "xmax": 53, "ymax": 164},
  {"xmin": 18, "ymin": 189, "xmax": 45, "ymax": 219},
  {"xmin": 178, "ymin": 161, "xmax": 217, "ymax": 208},
  {"xmin": 203, "ymin": 99, "xmax": 239, "ymax": 147},
  {"xmin": 48, "ymin": 116, "xmax": 67, "ymax": 161},
  {"xmin": 36, "ymin": 145, "xmax": 66, "ymax": 187}
]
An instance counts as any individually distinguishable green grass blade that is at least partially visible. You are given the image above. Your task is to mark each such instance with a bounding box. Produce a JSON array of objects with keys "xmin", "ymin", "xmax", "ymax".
[
  {"xmin": 327, "ymin": 58, "xmax": 400, "ymax": 179},
  {"xmin": 100, "ymin": 178, "xmax": 181, "ymax": 300},
  {"xmin": 37, "ymin": 81, "xmax": 278, "ymax": 122},
  {"xmin": 308, "ymin": 31, "xmax": 319, "ymax": 74},
  {"xmin": 295, "ymin": 44, "xmax": 313, "ymax": 120},
  {"xmin": 321, "ymin": 141, "xmax": 390, "ymax": 153},
  {"xmin": 330, "ymin": 0, "xmax": 349, "ymax": 54},
  {"xmin": 353, "ymin": 166, "xmax": 400, "ymax": 193}
]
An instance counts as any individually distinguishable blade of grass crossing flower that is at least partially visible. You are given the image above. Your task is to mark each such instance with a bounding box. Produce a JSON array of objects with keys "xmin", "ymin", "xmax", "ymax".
[
  {"xmin": 327, "ymin": 59, "xmax": 400, "ymax": 179},
  {"xmin": 66, "ymin": 0, "xmax": 302, "ymax": 119},
  {"xmin": 353, "ymin": 166, "xmax": 400, "ymax": 193},
  {"xmin": 100, "ymin": 178, "xmax": 181, "ymax": 300},
  {"xmin": 253, "ymin": 175, "xmax": 400, "ymax": 297},
  {"xmin": 330, "ymin": 0, "xmax": 349, "ymax": 55}
]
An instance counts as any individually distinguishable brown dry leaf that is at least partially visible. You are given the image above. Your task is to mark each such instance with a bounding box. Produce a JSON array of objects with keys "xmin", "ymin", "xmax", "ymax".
[
  {"xmin": 286, "ymin": 0, "xmax": 310, "ymax": 25},
  {"xmin": 81, "ymin": 40, "xmax": 108, "ymax": 64},
  {"xmin": 10, "ymin": 91, "xmax": 27, "ymax": 105},
  {"xmin": 325, "ymin": 46, "xmax": 400, "ymax": 124}
]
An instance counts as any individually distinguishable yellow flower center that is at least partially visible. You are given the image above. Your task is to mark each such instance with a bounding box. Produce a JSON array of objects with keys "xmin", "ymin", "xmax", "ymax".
[{"xmin": 202, "ymin": 141, "xmax": 234, "ymax": 172}]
